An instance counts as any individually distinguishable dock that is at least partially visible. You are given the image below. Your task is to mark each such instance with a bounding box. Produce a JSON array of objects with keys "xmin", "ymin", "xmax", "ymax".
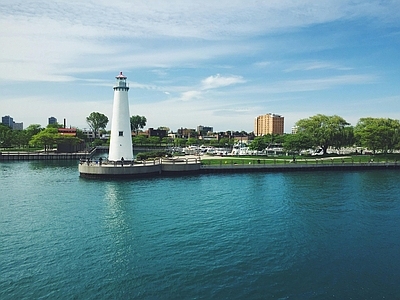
[
  {"xmin": 0, "ymin": 151, "xmax": 88, "ymax": 161},
  {"xmin": 78, "ymin": 157, "xmax": 400, "ymax": 178}
]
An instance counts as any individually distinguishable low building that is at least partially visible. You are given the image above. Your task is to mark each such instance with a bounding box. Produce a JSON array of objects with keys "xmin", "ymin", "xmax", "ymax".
[
  {"xmin": 147, "ymin": 128, "xmax": 167, "ymax": 139},
  {"xmin": 82, "ymin": 129, "xmax": 109, "ymax": 140},
  {"xmin": 13, "ymin": 122, "xmax": 23, "ymax": 130},
  {"xmin": 197, "ymin": 125, "xmax": 213, "ymax": 136},
  {"xmin": 177, "ymin": 128, "xmax": 197, "ymax": 139},
  {"xmin": 57, "ymin": 128, "xmax": 85, "ymax": 153}
]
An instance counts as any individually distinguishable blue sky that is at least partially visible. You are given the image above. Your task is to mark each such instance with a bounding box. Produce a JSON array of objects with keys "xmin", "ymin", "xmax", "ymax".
[{"xmin": 1, "ymin": 0, "xmax": 400, "ymax": 133}]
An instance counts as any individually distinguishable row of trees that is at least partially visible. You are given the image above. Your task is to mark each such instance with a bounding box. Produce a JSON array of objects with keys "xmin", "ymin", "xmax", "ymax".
[
  {"xmin": 86, "ymin": 112, "xmax": 147, "ymax": 138},
  {"xmin": 2, "ymin": 112, "xmax": 400, "ymax": 154},
  {"xmin": 249, "ymin": 114, "xmax": 400, "ymax": 155},
  {"xmin": 0, "ymin": 123, "xmax": 83, "ymax": 150},
  {"xmin": 0, "ymin": 112, "xmax": 148, "ymax": 150}
]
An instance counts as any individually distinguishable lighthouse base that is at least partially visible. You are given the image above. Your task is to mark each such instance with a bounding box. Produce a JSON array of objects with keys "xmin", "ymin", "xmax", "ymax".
[{"xmin": 78, "ymin": 157, "xmax": 201, "ymax": 178}]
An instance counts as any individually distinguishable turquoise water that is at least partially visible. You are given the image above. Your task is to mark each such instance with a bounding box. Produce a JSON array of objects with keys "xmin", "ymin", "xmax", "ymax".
[{"xmin": 1, "ymin": 161, "xmax": 400, "ymax": 299}]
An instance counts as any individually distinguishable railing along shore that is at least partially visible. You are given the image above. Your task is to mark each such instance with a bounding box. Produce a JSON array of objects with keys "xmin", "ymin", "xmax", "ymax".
[{"xmin": 0, "ymin": 151, "xmax": 89, "ymax": 161}]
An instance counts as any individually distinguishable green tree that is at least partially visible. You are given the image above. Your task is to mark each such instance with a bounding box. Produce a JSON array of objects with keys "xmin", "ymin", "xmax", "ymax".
[
  {"xmin": 148, "ymin": 136, "xmax": 160, "ymax": 145},
  {"xmin": 133, "ymin": 135, "xmax": 147, "ymax": 145},
  {"xmin": 161, "ymin": 137, "xmax": 173, "ymax": 146},
  {"xmin": 354, "ymin": 117, "xmax": 400, "ymax": 154},
  {"xmin": 218, "ymin": 137, "xmax": 231, "ymax": 147},
  {"xmin": 130, "ymin": 115, "xmax": 147, "ymax": 134},
  {"xmin": 209, "ymin": 139, "xmax": 219, "ymax": 146},
  {"xmin": 249, "ymin": 136, "xmax": 267, "ymax": 151},
  {"xmin": 187, "ymin": 137, "xmax": 198, "ymax": 146},
  {"xmin": 296, "ymin": 114, "xmax": 351, "ymax": 155},
  {"xmin": 46, "ymin": 122, "xmax": 64, "ymax": 129},
  {"xmin": 332, "ymin": 126, "xmax": 355, "ymax": 152},
  {"xmin": 158, "ymin": 126, "xmax": 170, "ymax": 132},
  {"xmin": 11, "ymin": 130, "xmax": 29, "ymax": 148},
  {"xmin": 272, "ymin": 134, "xmax": 286, "ymax": 144},
  {"xmin": 75, "ymin": 128, "xmax": 86, "ymax": 141},
  {"xmin": 25, "ymin": 124, "xmax": 43, "ymax": 139},
  {"xmin": 29, "ymin": 128, "xmax": 59, "ymax": 152},
  {"xmin": 86, "ymin": 112, "xmax": 109, "ymax": 139},
  {"xmin": 0, "ymin": 124, "xmax": 13, "ymax": 148},
  {"xmin": 283, "ymin": 133, "xmax": 314, "ymax": 154},
  {"xmin": 174, "ymin": 138, "xmax": 186, "ymax": 147}
]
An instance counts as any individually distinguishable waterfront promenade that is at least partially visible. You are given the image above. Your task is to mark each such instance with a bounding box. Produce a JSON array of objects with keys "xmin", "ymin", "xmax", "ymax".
[
  {"xmin": 78, "ymin": 155, "xmax": 400, "ymax": 178},
  {"xmin": 2, "ymin": 150, "xmax": 399, "ymax": 176},
  {"xmin": 0, "ymin": 151, "xmax": 88, "ymax": 161}
]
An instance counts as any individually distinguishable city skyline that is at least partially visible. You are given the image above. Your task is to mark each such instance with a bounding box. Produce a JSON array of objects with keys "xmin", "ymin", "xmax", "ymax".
[{"xmin": 1, "ymin": 1, "xmax": 400, "ymax": 133}]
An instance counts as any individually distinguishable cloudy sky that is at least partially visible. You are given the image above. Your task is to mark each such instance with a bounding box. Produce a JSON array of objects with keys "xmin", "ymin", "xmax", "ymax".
[{"xmin": 1, "ymin": 0, "xmax": 400, "ymax": 133}]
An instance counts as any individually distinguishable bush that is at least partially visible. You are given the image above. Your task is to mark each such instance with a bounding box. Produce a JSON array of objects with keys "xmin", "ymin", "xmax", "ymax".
[{"xmin": 136, "ymin": 150, "xmax": 171, "ymax": 160}]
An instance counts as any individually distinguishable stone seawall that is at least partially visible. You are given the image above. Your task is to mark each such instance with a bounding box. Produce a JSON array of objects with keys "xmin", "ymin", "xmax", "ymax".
[
  {"xmin": 79, "ymin": 159, "xmax": 400, "ymax": 179},
  {"xmin": 79, "ymin": 157, "xmax": 202, "ymax": 178}
]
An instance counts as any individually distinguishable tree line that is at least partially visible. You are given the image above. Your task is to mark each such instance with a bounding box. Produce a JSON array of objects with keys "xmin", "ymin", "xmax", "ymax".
[
  {"xmin": 1, "ymin": 112, "xmax": 399, "ymax": 154},
  {"xmin": 249, "ymin": 114, "xmax": 400, "ymax": 155},
  {"xmin": 0, "ymin": 112, "xmax": 149, "ymax": 150}
]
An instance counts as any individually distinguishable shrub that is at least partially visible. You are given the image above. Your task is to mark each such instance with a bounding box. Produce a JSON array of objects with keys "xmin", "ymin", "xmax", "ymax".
[{"xmin": 136, "ymin": 150, "xmax": 171, "ymax": 160}]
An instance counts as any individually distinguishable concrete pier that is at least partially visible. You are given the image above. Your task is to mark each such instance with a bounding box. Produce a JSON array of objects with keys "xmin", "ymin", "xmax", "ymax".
[
  {"xmin": 79, "ymin": 157, "xmax": 202, "ymax": 178},
  {"xmin": 78, "ymin": 157, "xmax": 400, "ymax": 179},
  {"xmin": 0, "ymin": 151, "xmax": 87, "ymax": 161}
]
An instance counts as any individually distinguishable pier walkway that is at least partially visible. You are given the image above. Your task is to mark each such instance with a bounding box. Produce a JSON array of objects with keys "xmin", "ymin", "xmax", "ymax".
[{"xmin": 0, "ymin": 151, "xmax": 88, "ymax": 161}]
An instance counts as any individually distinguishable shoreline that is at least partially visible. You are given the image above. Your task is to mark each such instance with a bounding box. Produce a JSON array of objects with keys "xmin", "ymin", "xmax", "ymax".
[
  {"xmin": 2, "ymin": 152, "xmax": 398, "ymax": 178},
  {"xmin": 79, "ymin": 157, "xmax": 400, "ymax": 179}
]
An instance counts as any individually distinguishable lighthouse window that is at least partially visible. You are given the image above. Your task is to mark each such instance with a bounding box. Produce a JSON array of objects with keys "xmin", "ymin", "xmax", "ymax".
[{"xmin": 119, "ymin": 131, "xmax": 123, "ymax": 136}]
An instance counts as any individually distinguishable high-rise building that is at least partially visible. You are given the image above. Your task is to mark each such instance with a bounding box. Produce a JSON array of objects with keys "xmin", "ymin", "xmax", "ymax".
[
  {"xmin": 2, "ymin": 115, "xmax": 13, "ymax": 128},
  {"xmin": 1, "ymin": 115, "xmax": 23, "ymax": 130},
  {"xmin": 48, "ymin": 116, "xmax": 57, "ymax": 125},
  {"xmin": 108, "ymin": 72, "xmax": 134, "ymax": 162},
  {"xmin": 254, "ymin": 113, "xmax": 284, "ymax": 136}
]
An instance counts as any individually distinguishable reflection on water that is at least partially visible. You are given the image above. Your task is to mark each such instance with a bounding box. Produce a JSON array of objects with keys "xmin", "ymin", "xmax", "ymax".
[
  {"xmin": 103, "ymin": 182, "xmax": 135, "ymax": 269},
  {"xmin": 1, "ymin": 163, "xmax": 400, "ymax": 299}
]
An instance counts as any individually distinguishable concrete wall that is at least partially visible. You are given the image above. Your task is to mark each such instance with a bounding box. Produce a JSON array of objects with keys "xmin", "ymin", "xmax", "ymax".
[
  {"xmin": 79, "ymin": 158, "xmax": 201, "ymax": 178},
  {"xmin": 79, "ymin": 163, "xmax": 161, "ymax": 177}
]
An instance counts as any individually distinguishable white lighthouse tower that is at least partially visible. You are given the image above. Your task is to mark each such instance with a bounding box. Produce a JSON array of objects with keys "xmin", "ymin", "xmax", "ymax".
[{"xmin": 108, "ymin": 72, "xmax": 134, "ymax": 162}]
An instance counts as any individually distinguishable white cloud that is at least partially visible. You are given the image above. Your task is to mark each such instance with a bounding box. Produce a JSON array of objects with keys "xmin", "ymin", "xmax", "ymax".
[
  {"xmin": 260, "ymin": 74, "xmax": 378, "ymax": 94},
  {"xmin": 1, "ymin": 0, "xmax": 399, "ymax": 133},
  {"xmin": 201, "ymin": 74, "xmax": 246, "ymax": 90},
  {"xmin": 0, "ymin": 0, "xmax": 398, "ymax": 83},
  {"xmin": 180, "ymin": 90, "xmax": 202, "ymax": 101},
  {"xmin": 284, "ymin": 60, "xmax": 353, "ymax": 72},
  {"xmin": 283, "ymin": 74, "xmax": 378, "ymax": 91}
]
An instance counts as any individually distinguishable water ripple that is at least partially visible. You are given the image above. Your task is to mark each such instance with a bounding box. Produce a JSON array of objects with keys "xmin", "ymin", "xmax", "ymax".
[{"xmin": 2, "ymin": 163, "xmax": 400, "ymax": 299}]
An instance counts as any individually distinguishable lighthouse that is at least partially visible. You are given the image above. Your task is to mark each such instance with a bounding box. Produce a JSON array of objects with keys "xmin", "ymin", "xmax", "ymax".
[{"xmin": 108, "ymin": 72, "xmax": 134, "ymax": 162}]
